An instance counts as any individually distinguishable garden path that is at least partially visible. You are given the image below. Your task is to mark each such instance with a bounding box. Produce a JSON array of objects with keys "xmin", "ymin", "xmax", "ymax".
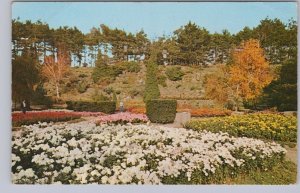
[
  {"xmin": 285, "ymin": 146, "xmax": 297, "ymax": 164},
  {"xmin": 162, "ymin": 112, "xmax": 191, "ymax": 128}
]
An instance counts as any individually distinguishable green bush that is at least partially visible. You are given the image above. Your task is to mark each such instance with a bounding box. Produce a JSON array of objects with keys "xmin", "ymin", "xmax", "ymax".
[
  {"xmin": 79, "ymin": 73, "xmax": 88, "ymax": 78},
  {"xmin": 143, "ymin": 62, "xmax": 160, "ymax": 102},
  {"xmin": 76, "ymin": 82, "xmax": 89, "ymax": 93},
  {"xmin": 31, "ymin": 84, "xmax": 53, "ymax": 108},
  {"xmin": 104, "ymin": 87, "xmax": 114, "ymax": 95},
  {"xmin": 92, "ymin": 52, "xmax": 124, "ymax": 83},
  {"xmin": 146, "ymin": 99, "xmax": 177, "ymax": 123},
  {"xmin": 121, "ymin": 61, "xmax": 141, "ymax": 73},
  {"xmin": 190, "ymin": 86, "xmax": 196, "ymax": 91},
  {"xmin": 165, "ymin": 66, "xmax": 185, "ymax": 81},
  {"xmin": 66, "ymin": 101, "xmax": 116, "ymax": 114},
  {"xmin": 176, "ymin": 84, "xmax": 181, "ymax": 89},
  {"xmin": 157, "ymin": 74, "xmax": 167, "ymax": 87},
  {"xmin": 92, "ymin": 90, "xmax": 110, "ymax": 102}
]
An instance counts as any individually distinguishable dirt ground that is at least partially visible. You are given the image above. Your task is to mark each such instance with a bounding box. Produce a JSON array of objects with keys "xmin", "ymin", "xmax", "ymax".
[{"xmin": 285, "ymin": 146, "xmax": 298, "ymax": 164}]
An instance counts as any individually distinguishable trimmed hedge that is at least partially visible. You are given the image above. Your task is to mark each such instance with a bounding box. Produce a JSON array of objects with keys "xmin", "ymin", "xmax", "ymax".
[
  {"xmin": 66, "ymin": 101, "xmax": 116, "ymax": 114},
  {"xmin": 12, "ymin": 112, "xmax": 81, "ymax": 127},
  {"xmin": 146, "ymin": 99, "xmax": 177, "ymax": 123}
]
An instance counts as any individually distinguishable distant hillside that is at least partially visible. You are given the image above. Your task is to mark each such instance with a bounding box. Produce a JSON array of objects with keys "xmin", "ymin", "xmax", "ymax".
[{"xmin": 44, "ymin": 64, "xmax": 220, "ymax": 107}]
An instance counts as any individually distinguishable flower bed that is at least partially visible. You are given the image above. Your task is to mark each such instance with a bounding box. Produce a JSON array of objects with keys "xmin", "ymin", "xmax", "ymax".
[
  {"xmin": 127, "ymin": 107, "xmax": 146, "ymax": 114},
  {"xmin": 12, "ymin": 121, "xmax": 286, "ymax": 184},
  {"xmin": 12, "ymin": 112, "xmax": 82, "ymax": 127},
  {"xmin": 97, "ymin": 112, "xmax": 148, "ymax": 125},
  {"xmin": 72, "ymin": 111, "xmax": 106, "ymax": 117},
  {"xmin": 185, "ymin": 113, "xmax": 297, "ymax": 142},
  {"xmin": 190, "ymin": 108, "xmax": 232, "ymax": 117}
]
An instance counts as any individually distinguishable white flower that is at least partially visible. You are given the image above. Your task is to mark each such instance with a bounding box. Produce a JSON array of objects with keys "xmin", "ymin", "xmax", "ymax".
[
  {"xmin": 62, "ymin": 166, "xmax": 72, "ymax": 173},
  {"xmin": 11, "ymin": 120, "xmax": 287, "ymax": 184}
]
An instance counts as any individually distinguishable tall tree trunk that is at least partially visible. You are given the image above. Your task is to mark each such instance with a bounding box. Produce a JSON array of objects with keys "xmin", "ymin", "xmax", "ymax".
[
  {"xmin": 55, "ymin": 83, "xmax": 60, "ymax": 99},
  {"xmin": 235, "ymin": 85, "xmax": 240, "ymax": 112}
]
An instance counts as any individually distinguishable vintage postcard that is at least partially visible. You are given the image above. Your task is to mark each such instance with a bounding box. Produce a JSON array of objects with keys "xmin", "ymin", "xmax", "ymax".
[{"xmin": 11, "ymin": 1, "xmax": 297, "ymax": 184}]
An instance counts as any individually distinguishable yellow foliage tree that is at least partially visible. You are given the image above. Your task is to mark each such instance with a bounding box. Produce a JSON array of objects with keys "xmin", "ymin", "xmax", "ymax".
[
  {"xmin": 205, "ymin": 39, "xmax": 273, "ymax": 110},
  {"xmin": 229, "ymin": 39, "xmax": 273, "ymax": 110},
  {"xmin": 42, "ymin": 53, "xmax": 70, "ymax": 99}
]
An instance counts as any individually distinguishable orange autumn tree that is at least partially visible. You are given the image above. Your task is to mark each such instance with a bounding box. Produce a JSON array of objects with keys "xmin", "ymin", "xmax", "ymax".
[
  {"xmin": 229, "ymin": 39, "xmax": 273, "ymax": 110},
  {"xmin": 42, "ymin": 53, "xmax": 70, "ymax": 99}
]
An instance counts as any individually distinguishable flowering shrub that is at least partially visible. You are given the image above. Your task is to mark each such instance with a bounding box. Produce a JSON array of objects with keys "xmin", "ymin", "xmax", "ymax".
[
  {"xmin": 189, "ymin": 108, "xmax": 232, "ymax": 117},
  {"xmin": 185, "ymin": 113, "xmax": 297, "ymax": 142},
  {"xmin": 12, "ymin": 112, "xmax": 81, "ymax": 127},
  {"xmin": 127, "ymin": 107, "xmax": 146, "ymax": 114},
  {"xmin": 12, "ymin": 121, "xmax": 286, "ymax": 184},
  {"xmin": 97, "ymin": 112, "xmax": 148, "ymax": 125}
]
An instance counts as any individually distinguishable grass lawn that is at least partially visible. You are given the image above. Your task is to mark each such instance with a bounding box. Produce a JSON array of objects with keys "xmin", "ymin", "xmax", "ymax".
[{"xmin": 228, "ymin": 161, "xmax": 297, "ymax": 184}]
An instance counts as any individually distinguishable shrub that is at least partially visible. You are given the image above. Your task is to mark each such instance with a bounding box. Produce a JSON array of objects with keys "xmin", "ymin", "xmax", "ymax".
[
  {"xmin": 146, "ymin": 99, "xmax": 177, "ymax": 123},
  {"xmin": 76, "ymin": 82, "xmax": 89, "ymax": 93},
  {"xmin": 92, "ymin": 65, "xmax": 123, "ymax": 83},
  {"xmin": 12, "ymin": 111, "xmax": 81, "ymax": 127},
  {"xmin": 79, "ymin": 73, "xmax": 88, "ymax": 78},
  {"xmin": 31, "ymin": 84, "xmax": 53, "ymax": 108},
  {"xmin": 104, "ymin": 87, "xmax": 114, "ymax": 95},
  {"xmin": 92, "ymin": 90, "xmax": 110, "ymax": 102},
  {"xmin": 190, "ymin": 86, "xmax": 196, "ymax": 91},
  {"xmin": 157, "ymin": 74, "xmax": 167, "ymax": 87},
  {"xmin": 66, "ymin": 101, "xmax": 116, "ymax": 114},
  {"xmin": 143, "ymin": 62, "xmax": 160, "ymax": 102},
  {"xmin": 121, "ymin": 61, "xmax": 141, "ymax": 73},
  {"xmin": 185, "ymin": 113, "xmax": 297, "ymax": 142},
  {"xmin": 165, "ymin": 66, "xmax": 185, "ymax": 81},
  {"xmin": 92, "ymin": 53, "xmax": 124, "ymax": 83}
]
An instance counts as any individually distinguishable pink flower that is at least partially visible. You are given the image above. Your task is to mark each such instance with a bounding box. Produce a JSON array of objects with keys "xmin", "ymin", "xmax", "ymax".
[{"xmin": 97, "ymin": 112, "xmax": 149, "ymax": 124}]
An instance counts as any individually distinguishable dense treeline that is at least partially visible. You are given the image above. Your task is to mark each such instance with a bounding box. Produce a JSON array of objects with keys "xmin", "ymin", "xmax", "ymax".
[
  {"xmin": 12, "ymin": 17, "xmax": 297, "ymax": 111},
  {"xmin": 12, "ymin": 17, "xmax": 297, "ymax": 66}
]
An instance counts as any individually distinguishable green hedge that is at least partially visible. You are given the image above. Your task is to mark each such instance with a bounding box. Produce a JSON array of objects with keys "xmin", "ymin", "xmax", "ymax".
[
  {"xmin": 146, "ymin": 99, "xmax": 177, "ymax": 123},
  {"xmin": 66, "ymin": 101, "xmax": 116, "ymax": 114}
]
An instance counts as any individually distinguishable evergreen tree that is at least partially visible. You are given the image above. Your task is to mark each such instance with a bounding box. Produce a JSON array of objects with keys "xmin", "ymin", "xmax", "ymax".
[
  {"xmin": 262, "ymin": 57, "xmax": 297, "ymax": 111},
  {"xmin": 92, "ymin": 50, "xmax": 108, "ymax": 82},
  {"xmin": 143, "ymin": 61, "xmax": 160, "ymax": 102},
  {"xmin": 12, "ymin": 49, "xmax": 40, "ymax": 107}
]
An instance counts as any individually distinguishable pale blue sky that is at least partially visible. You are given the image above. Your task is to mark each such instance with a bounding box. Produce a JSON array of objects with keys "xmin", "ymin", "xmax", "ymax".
[{"xmin": 12, "ymin": 2, "xmax": 297, "ymax": 39}]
